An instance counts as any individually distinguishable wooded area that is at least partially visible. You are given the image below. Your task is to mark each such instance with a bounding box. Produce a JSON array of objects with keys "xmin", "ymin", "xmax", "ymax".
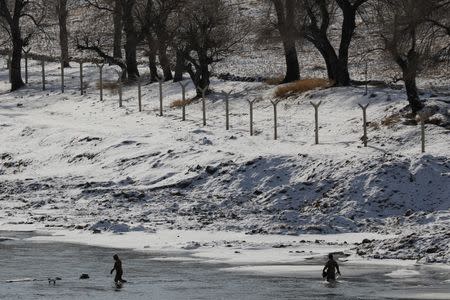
[{"xmin": 0, "ymin": 0, "xmax": 449, "ymax": 112}]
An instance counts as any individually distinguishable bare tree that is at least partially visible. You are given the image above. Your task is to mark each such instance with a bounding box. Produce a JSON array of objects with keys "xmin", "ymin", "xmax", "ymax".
[
  {"xmin": 0, "ymin": 0, "xmax": 46, "ymax": 91},
  {"xmin": 261, "ymin": 0, "xmax": 301, "ymax": 83},
  {"xmin": 136, "ymin": 0, "xmax": 159, "ymax": 81},
  {"xmin": 85, "ymin": 0, "xmax": 140, "ymax": 78},
  {"xmin": 84, "ymin": 0, "xmax": 123, "ymax": 59},
  {"xmin": 369, "ymin": 0, "xmax": 450, "ymax": 112},
  {"xmin": 145, "ymin": 32, "xmax": 158, "ymax": 81},
  {"xmin": 74, "ymin": 6, "xmax": 127, "ymax": 77},
  {"xmin": 425, "ymin": 1, "xmax": 450, "ymax": 62},
  {"xmin": 151, "ymin": 0, "xmax": 177, "ymax": 81},
  {"xmin": 426, "ymin": 0, "xmax": 450, "ymax": 31},
  {"xmin": 55, "ymin": 0, "xmax": 70, "ymax": 67},
  {"xmin": 121, "ymin": 0, "xmax": 140, "ymax": 79},
  {"xmin": 137, "ymin": 0, "xmax": 185, "ymax": 81},
  {"xmin": 76, "ymin": 36, "xmax": 127, "ymax": 75},
  {"xmin": 176, "ymin": 0, "xmax": 248, "ymax": 96},
  {"xmin": 298, "ymin": 0, "xmax": 368, "ymax": 86},
  {"xmin": 113, "ymin": 0, "xmax": 122, "ymax": 58}
]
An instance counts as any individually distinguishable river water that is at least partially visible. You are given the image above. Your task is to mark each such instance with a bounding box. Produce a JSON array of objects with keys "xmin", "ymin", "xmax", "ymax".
[{"xmin": 0, "ymin": 231, "xmax": 449, "ymax": 300}]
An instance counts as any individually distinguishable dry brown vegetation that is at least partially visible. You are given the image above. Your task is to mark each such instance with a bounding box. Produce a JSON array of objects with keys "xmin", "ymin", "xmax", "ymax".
[
  {"xmin": 369, "ymin": 121, "xmax": 380, "ymax": 130},
  {"xmin": 96, "ymin": 81, "xmax": 119, "ymax": 92},
  {"xmin": 381, "ymin": 113, "xmax": 402, "ymax": 127},
  {"xmin": 264, "ymin": 76, "xmax": 284, "ymax": 86},
  {"xmin": 274, "ymin": 78, "xmax": 333, "ymax": 98},
  {"xmin": 170, "ymin": 98, "xmax": 194, "ymax": 108}
]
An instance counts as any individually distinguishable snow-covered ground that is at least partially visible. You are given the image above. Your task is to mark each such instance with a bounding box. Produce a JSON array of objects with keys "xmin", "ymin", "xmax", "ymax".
[
  {"xmin": 0, "ymin": 223, "xmax": 425, "ymax": 274},
  {"xmin": 0, "ymin": 60, "xmax": 449, "ymax": 265}
]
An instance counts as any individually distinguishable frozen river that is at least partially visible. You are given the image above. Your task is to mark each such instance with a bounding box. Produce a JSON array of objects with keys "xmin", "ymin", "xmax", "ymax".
[{"xmin": 0, "ymin": 231, "xmax": 449, "ymax": 300}]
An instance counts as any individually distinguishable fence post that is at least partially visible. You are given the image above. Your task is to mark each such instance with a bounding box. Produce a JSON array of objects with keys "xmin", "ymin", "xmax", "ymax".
[
  {"xmin": 115, "ymin": 70, "xmax": 123, "ymax": 107},
  {"xmin": 7, "ymin": 53, "xmax": 11, "ymax": 83},
  {"xmin": 41, "ymin": 59, "xmax": 46, "ymax": 91},
  {"xmin": 416, "ymin": 113, "xmax": 427, "ymax": 153},
  {"xmin": 358, "ymin": 103, "xmax": 370, "ymax": 147},
  {"xmin": 96, "ymin": 63, "xmax": 105, "ymax": 101},
  {"xmin": 138, "ymin": 78, "xmax": 142, "ymax": 112},
  {"xmin": 223, "ymin": 90, "xmax": 233, "ymax": 130},
  {"xmin": 421, "ymin": 118, "xmax": 426, "ymax": 153},
  {"xmin": 247, "ymin": 98, "xmax": 256, "ymax": 136},
  {"xmin": 80, "ymin": 61, "xmax": 85, "ymax": 95},
  {"xmin": 310, "ymin": 101, "xmax": 322, "ymax": 144},
  {"xmin": 179, "ymin": 81, "xmax": 189, "ymax": 121},
  {"xmin": 23, "ymin": 48, "xmax": 30, "ymax": 84},
  {"xmin": 271, "ymin": 99, "xmax": 280, "ymax": 140},
  {"xmin": 79, "ymin": 62, "xmax": 84, "ymax": 95},
  {"xmin": 364, "ymin": 61, "xmax": 368, "ymax": 96},
  {"xmin": 200, "ymin": 85, "xmax": 209, "ymax": 126},
  {"xmin": 60, "ymin": 58, "xmax": 65, "ymax": 93},
  {"xmin": 158, "ymin": 77, "xmax": 164, "ymax": 116}
]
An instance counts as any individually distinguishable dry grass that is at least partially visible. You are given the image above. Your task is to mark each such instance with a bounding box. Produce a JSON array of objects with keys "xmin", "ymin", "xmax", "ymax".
[
  {"xmin": 274, "ymin": 78, "xmax": 333, "ymax": 98},
  {"xmin": 381, "ymin": 113, "xmax": 401, "ymax": 127},
  {"xmin": 426, "ymin": 114, "xmax": 447, "ymax": 126},
  {"xmin": 170, "ymin": 98, "xmax": 194, "ymax": 108},
  {"xmin": 96, "ymin": 81, "xmax": 119, "ymax": 92},
  {"xmin": 369, "ymin": 121, "xmax": 380, "ymax": 130},
  {"xmin": 264, "ymin": 76, "xmax": 284, "ymax": 86}
]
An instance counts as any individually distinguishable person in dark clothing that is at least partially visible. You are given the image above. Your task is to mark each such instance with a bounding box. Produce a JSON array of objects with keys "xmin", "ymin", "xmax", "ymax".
[
  {"xmin": 322, "ymin": 253, "xmax": 341, "ymax": 282},
  {"xmin": 111, "ymin": 254, "xmax": 126, "ymax": 284}
]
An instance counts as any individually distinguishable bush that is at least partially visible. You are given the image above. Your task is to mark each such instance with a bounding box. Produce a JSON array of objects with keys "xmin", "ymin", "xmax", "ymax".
[
  {"xmin": 274, "ymin": 78, "xmax": 333, "ymax": 98},
  {"xmin": 96, "ymin": 81, "xmax": 119, "ymax": 93},
  {"xmin": 369, "ymin": 121, "xmax": 380, "ymax": 130},
  {"xmin": 170, "ymin": 98, "xmax": 194, "ymax": 108},
  {"xmin": 264, "ymin": 76, "xmax": 284, "ymax": 86},
  {"xmin": 381, "ymin": 113, "xmax": 401, "ymax": 127}
]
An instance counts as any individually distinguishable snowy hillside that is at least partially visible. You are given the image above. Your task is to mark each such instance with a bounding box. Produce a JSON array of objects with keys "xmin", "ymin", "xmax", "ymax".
[{"xmin": 0, "ymin": 61, "xmax": 449, "ymax": 263}]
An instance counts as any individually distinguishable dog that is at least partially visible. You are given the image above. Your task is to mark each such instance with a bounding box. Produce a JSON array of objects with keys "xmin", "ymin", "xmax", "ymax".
[{"xmin": 48, "ymin": 277, "xmax": 62, "ymax": 285}]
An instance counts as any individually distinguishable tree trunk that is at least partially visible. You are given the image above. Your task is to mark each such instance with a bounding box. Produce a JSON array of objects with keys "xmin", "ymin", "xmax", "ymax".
[
  {"xmin": 326, "ymin": 51, "xmax": 340, "ymax": 84},
  {"xmin": 309, "ymin": 34, "xmax": 340, "ymax": 83},
  {"xmin": 304, "ymin": 0, "xmax": 363, "ymax": 86},
  {"xmin": 186, "ymin": 59, "xmax": 210, "ymax": 98},
  {"xmin": 113, "ymin": 0, "xmax": 123, "ymax": 59},
  {"xmin": 190, "ymin": 52, "xmax": 211, "ymax": 97},
  {"xmin": 57, "ymin": 0, "xmax": 70, "ymax": 68},
  {"xmin": 122, "ymin": 0, "xmax": 139, "ymax": 79},
  {"xmin": 273, "ymin": 0, "xmax": 300, "ymax": 83},
  {"xmin": 10, "ymin": 20, "xmax": 24, "ymax": 91},
  {"xmin": 391, "ymin": 46, "xmax": 424, "ymax": 113},
  {"xmin": 199, "ymin": 64, "xmax": 210, "ymax": 92},
  {"xmin": 282, "ymin": 39, "xmax": 300, "ymax": 83},
  {"xmin": 173, "ymin": 50, "xmax": 184, "ymax": 82},
  {"xmin": 309, "ymin": 31, "xmax": 347, "ymax": 85},
  {"xmin": 402, "ymin": 67, "xmax": 424, "ymax": 113},
  {"xmin": 158, "ymin": 41, "xmax": 173, "ymax": 81},
  {"xmin": 336, "ymin": 8, "xmax": 356, "ymax": 86},
  {"xmin": 147, "ymin": 39, "xmax": 158, "ymax": 82}
]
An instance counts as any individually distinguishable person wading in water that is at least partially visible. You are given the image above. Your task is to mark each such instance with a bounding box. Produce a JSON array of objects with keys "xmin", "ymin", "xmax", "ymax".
[
  {"xmin": 111, "ymin": 254, "xmax": 126, "ymax": 285},
  {"xmin": 322, "ymin": 253, "xmax": 341, "ymax": 282}
]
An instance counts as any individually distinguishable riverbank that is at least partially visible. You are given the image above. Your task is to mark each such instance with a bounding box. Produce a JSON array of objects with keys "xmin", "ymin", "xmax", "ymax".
[
  {"xmin": 0, "ymin": 224, "xmax": 422, "ymax": 267},
  {"xmin": 2, "ymin": 227, "xmax": 450, "ymax": 300},
  {"xmin": 2, "ymin": 230, "xmax": 450, "ymax": 300},
  {"xmin": 1, "ymin": 62, "xmax": 449, "ymax": 264}
]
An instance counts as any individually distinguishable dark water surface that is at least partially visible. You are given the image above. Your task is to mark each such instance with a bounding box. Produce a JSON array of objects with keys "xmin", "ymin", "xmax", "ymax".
[{"xmin": 0, "ymin": 231, "xmax": 449, "ymax": 300}]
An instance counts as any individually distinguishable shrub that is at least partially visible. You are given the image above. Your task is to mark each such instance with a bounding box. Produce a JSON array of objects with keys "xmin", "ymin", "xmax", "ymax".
[
  {"xmin": 170, "ymin": 98, "xmax": 194, "ymax": 108},
  {"xmin": 381, "ymin": 113, "xmax": 401, "ymax": 127},
  {"xmin": 96, "ymin": 81, "xmax": 119, "ymax": 93},
  {"xmin": 369, "ymin": 121, "xmax": 380, "ymax": 130},
  {"xmin": 274, "ymin": 78, "xmax": 333, "ymax": 98},
  {"xmin": 264, "ymin": 76, "xmax": 284, "ymax": 86}
]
